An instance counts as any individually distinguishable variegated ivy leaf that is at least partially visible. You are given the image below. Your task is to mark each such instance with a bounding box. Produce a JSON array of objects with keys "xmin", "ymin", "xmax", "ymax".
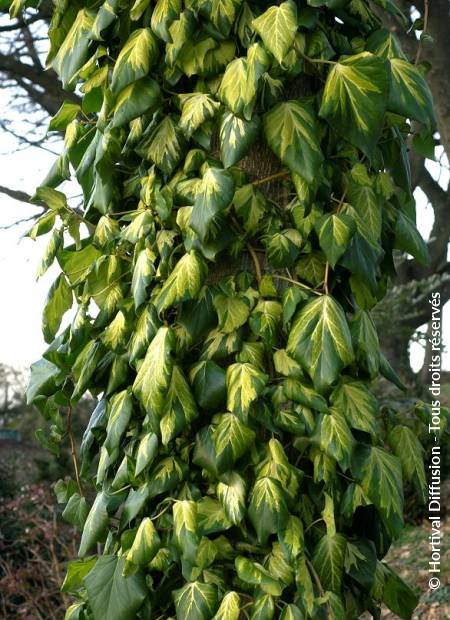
[
  {"xmin": 153, "ymin": 251, "xmax": 207, "ymax": 313},
  {"xmin": 42, "ymin": 273, "xmax": 73, "ymax": 343},
  {"xmin": 213, "ymin": 591, "xmax": 241, "ymax": 620},
  {"xmin": 248, "ymin": 476, "xmax": 288, "ymax": 545},
  {"xmin": 144, "ymin": 115, "xmax": 186, "ymax": 176},
  {"xmin": 317, "ymin": 409, "xmax": 355, "ymax": 471},
  {"xmin": 190, "ymin": 167, "xmax": 235, "ymax": 241},
  {"xmin": 312, "ymin": 533, "xmax": 347, "ymax": 593},
  {"xmin": 330, "ymin": 379, "xmax": 378, "ymax": 436},
  {"xmin": 198, "ymin": 0, "xmax": 242, "ymax": 37},
  {"xmin": 179, "ymin": 93, "xmax": 221, "ymax": 139},
  {"xmin": 233, "ymin": 184, "xmax": 267, "ymax": 233},
  {"xmin": 319, "ymin": 52, "xmax": 389, "ymax": 158},
  {"xmin": 251, "ymin": 594, "xmax": 275, "ymax": 618},
  {"xmin": 287, "ymin": 295, "xmax": 354, "ymax": 391},
  {"xmin": 135, "ymin": 432, "xmax": 158, "ymax": 476},
  {"xmin": 218, "ymin": 57, "xmax": 257, "ymax": 120},
  {"xmin": 263, "ymin": 100, "xmax": 323, "ymax": 183},
  {"xmin": 160, "ymin": 365, "xmax": 197, "ymax": 444},
  {"xmin": 112, "ymin": 78, "xmax": 161, "ymax": 128},
  {"xmin": 213, "ymin": 412, "xmax": 255, "ymax": 472},
  {"xmin": 226, "ymin": 362, "xmax": 268, "ymax": 418},
  {"xmin": 351, "ymin": 444, "xmax": 404, "ymax": 538},
  {"xmin": 126, "ymin": 517, "xmax": 161, "ymax": 568},
  {"xmin": 104, "ymin": 389, "xmax": 133, "ymax": 454},
  {"xmin": 173, "ymin": 500, "xmax": 199, "ymax": 562},
  {"xmin": 213, "ymin": 291, "xmax": 251, "ymax": 334},
  {"xmin": 151, "ymin": 0, "xmax": 181, "ymax": 42},
  {"xmin": 253, "ymin": 0, "xmax": 298, "ymax": 65},
  {"xmin": 111, "ymin": 28, "xmax": 159, "ymax": 94},
  {"xmin": 280, "ymin": 604, "xmax": 303, "ymax": 620},
  {"xmin": 387, "ymin": 58, "xmax": 436, "ymax": 128},
  {"xmin": 132, "ymin": 248, "xmax": 156, "ymax": 309},
  {"xmin": 217, "ymin": 471, "xmax": 247, "ymax": 525},
  {"xmin": 265, "ymin": 228, "xmax": 303, "ymax": 268},
  {"xmin": 132, "ymin": 326, "xmax": 175, "ymax": 413},
  {"xmin": 220, "ymin": 112, "xmax": 260, "ymax": 168},
  {"xmin": 314, "ymin": 213, "xmax": 356, "ymax": 268},
  {"xmin": 53, "ymin": 9, "xmax": 95, "ymax": 89},
  {"xmin": 394, "ymin": 211, "xmax": 430, "ymax": 266},
  {"xmin": 235, "ymin": 556, "xmax": 283, "ymax": 596},
  {"xmin": 79, "ymin": 491, "xmax": 110, "ymax": 556},
  {"xmin": 197, "ymin": 496, "xmax": 232, "ymax": 535},
  {"xmin": 388, "ymin": 425, "xmax": 426, "ymax": 503},
  {"xmin": 173, "ymin": 581, "xmax": 218, "ymax": 620}
]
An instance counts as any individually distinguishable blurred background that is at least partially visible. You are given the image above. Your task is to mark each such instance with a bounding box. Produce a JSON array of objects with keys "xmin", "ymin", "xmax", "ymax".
[{"xmin": 0, "ymin": 2, "xmax": 448, "ymax": 619}]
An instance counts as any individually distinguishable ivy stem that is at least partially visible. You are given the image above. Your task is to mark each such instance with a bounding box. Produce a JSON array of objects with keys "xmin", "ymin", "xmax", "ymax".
[
  {"xmin": 304, "ymin": 517, "xmax": 325, "ymax": 533},
  {"xmin": 335, "ymin": 189, "xmax": 347, "ymax": 214},
  {"xmin": 298, "ymin": 49, "xmax": 336, "ymax": 66},
  {"xmin": 247, "ymin": 242, "xmax": 262, "ymax": 283},
  {"xmin": 270, "ymin": 273, "xmax": 322, "ymax": 295},
  {"xmin": 251, "ymin": 171, "xmax": 290, "ymax": 186},
  {"xmin": 323, "ymin": 262, "xmax": 330, "ymax": 295},
  {"xmin": 67, "ymin": 405, "xmax": 83, "ymax": 496},
  {"xmin": 306, "ymin": 556, "xmax": 332, "ymax": 619},
  {"xmin": 415, "ymin": 0, "xmax": 429, "ymax": 65}
]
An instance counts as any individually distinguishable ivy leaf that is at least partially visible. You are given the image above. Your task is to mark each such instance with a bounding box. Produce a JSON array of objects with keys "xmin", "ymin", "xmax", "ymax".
[
  {"xmin": 132, "ymin": 326, "xmax": 175, "ymax": 413},
  {"xmin": 190, "ymin": 168, "xmax": 235, "ymax": 241},
  {"xmin": 173, "ymin": 500, "xmax": 199, "ymax": 562},
  {"xmin": 218, "ymin": 58, "xmax": 256, "ymax": 119},
  {"xmin": 49, "ymin": 101, "xmax": 80, "ymax": 131},
  {"xmin": 179, "ymin": 93, "xmax": 221, "ymax": 139},
  {"xmin": 380, "ymin": 563, "xmax": 419, "ymax": 620},
  {"xmin": 315, "ymin": 213, "xmax": 356, "ymax": 268},
  {"xmin": 213, "ymin": 591, "xmax": 241, "ymax": 620},
  {"xmin": 279, "ymin": 515, "xmax": 304, "ymax": 562},
  {"xmin": 126, "ymin": 517, "xmax": 161, "ymax": 567},
  {"xmin": 112, "ymin": 78, "xmax": 161, "ymax": 128},
  {"xmin": 111, "ymin": 28, "xmax": 159, "ymax": 94},
  {"xmin": 199, "ymin": 0, "xmax": 241, "ymax": 37},
  {"xmin": 85, "ymin": 555, "xmax": 147, "ymax": 620},
  {"xmin": 104, "ymin": 389, "xmax": 133, "ymax": 454},
  {"xmin": 235, "ymin": 556, "xmax": 282, "ymax": 596},
  {"xmin": 250, "ymin": 594, "xmax": 275, "ymax": 618},
  {"xmin": 61, "ymin": 556, "xmax": 97, "ymax": 593},
  {"xmin": 253, "ymin": 1, "xmax": 298, "ymax": 65},
  {"xmin": 53, "ymin": 9, "xmax": 95, "ymax": 89},
  {"xmin": 389, "ymin": 425, "xmax": 426, "ymax": 503},
  {"xmin": 319, "ymin": 52, "xmax": 389, "ymax": 158},
  {"xmin": 148, "ymin": 456, "xmax": 187, "ymax": 499},
  {"xmin": 263, "ymin": 100, "xmax": 323, "ymax": 182},
  {"xmin": 213, "ymin": 293, "xmax": 251, "ymax": 333},
  {"xmin": 173, "ymin": 581, "xmax": 218, "ymax": 620},
  {"xmin": 154, "ymin": 251, "xmax": 207, "ymax": 313},
  {"xmin": 394, "ymin": 211, "xmax": 429, "ymax": 266},
  {"xmin": 226, "ymin": 362, "xmax": 268, "ymax": 419},
  {"xmin": 197, "ymin": 496, "xmax": 232, "ymax": 535},
  {"xmin": 330, "ymin": 379, "xmax": 378, "ymax": 436},
  {"xmin": 42, "ymin": 273, "xmax": 73, "ymax": 343},
  {"xmin": 249, "ymin": 300, "xmax": 283, "ymax": 346},
  {"xmin": 312, "ymin": 534, "xmax": 347, "ymax": 593},
  {"xmin": 151, "ymin": 0, "xmax": 181, "ymax": 41},
  {"xmin": 351, "ymin": 444, "xmax": 404, "ymax": 538},
  {"xmin": 217, "ymin": 471, "xmax": 247, "ymax": 525},
  {"xmin": 233, "ymin": 184, "xmax": 267, "ymax": 233},
  {"xmin": 388, "ymin": 58, "xmax": 435, "ymax": 127},
  {"xmin": 248, "ymin": 477, "xmax": 288, "ymax": 545},
  {"xmin": 135, "ymin": 432, "xmax": 158, "ymax": 476},
  {"xmin": 287, "ymin": 296, "xmax": 354, "ymax": 391},
  {"xmin": 79, "ymin": 491, "xmax": 109, "ymax": 556},
  {"xmin": 317, "ymin": 409, "xmax": 355, "ymax": 471},
  {"xmin": 132, "ymin": 249, "xmax": 156, "ymax": 310},
  {"xmin": 160, "ymin": 365, "xmax": 197, "ymax": 444},
  {"xmin": 280, "ymin": 604, "xmax": 302, "ymax": 620},
  {"xmin": 190, "ymin": 360, "xmax": 227, "ymax": 410},
  {"xmin": 350, "ymin": 310, "xmax": 380, "ymax": 378},
  {"xmin": 129, "ymin": 304, "xmax": 161, "ymax": 363},
  {"xmin": 266, "ymin": 229, "xmax": 303, "ymax": 268},
  {"xmin": 220, "ymin": 112, "xmax": 259, "ymax": 168},
  {"xmin": 144, "ymin": 115, "xmax": 186, "ymax": 175},
  {"xmin": 213, "ymin": 413, "xmax": 256, "ymax": 472}
]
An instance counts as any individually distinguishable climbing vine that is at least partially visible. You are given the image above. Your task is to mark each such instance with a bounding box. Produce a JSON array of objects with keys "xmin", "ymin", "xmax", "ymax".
[{"xmin": 13, "ymin": 0, "xmax": 437, "ymax": 617}]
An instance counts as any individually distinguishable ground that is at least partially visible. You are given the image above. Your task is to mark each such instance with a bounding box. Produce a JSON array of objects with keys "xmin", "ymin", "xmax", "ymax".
[{"xmin": 382, "ymin": 517, "xmax": 449, "ymax": 619}]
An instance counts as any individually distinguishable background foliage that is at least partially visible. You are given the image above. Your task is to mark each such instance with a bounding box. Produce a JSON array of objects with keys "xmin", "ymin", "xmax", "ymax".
[{"xmin": 2, "ymin": 0, "xmax": 448, "ymax": 619}]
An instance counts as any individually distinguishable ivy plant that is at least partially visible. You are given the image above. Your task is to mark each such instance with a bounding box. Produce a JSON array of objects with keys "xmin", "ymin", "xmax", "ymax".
[{"xmin": 13, "ymin": 0, "xmax": 436, "ymax": 618}]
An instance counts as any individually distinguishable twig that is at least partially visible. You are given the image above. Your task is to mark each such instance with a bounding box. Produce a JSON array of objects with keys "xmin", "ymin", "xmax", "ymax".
[
  {"xmin": 247, "ymin": 243, "xmax": 262, "ymax": 283},
  {"xmin": 415, "ymin": 0, "xmax": 429, "ymax": 65},
  {"xmin": 270, "ymin": 273, "xmax": 322, "ymax": 295},
  {"xmin": 323, "ymin": 262, "xmax": 330, "ymax": 295},
  {"xmin": 306, "ymin": 556, "xmax": 332, "ymax": 620},
  {"xmin": 67, "ymin": 405, "xmax": 83, "ymax": 495},
  {"xmin": 252, "ymin": 171, "xmax": 290, "ymax": 186}
]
